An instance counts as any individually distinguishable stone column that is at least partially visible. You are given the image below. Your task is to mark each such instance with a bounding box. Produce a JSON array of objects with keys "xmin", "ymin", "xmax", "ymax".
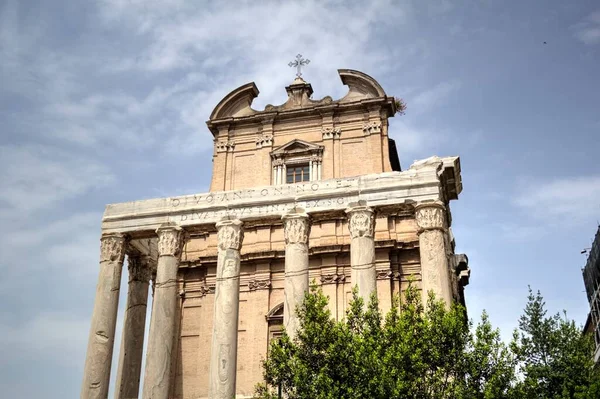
[
  {"xmin": 209, "ymin": 219, "xmax": 244, "ymax": 399},
  {"xmin": 275, "ymin": 165, "xmax": 281, "ymax": 185},
  {"xmin": 81, "ymin": 233, "xmax": 126, "ymax": 399},
  {"xmin": 346, "ymin": 204, "xmax": 377, "ymax": 304},
  {"xmin": 142, "ymin": 224, "xmax": 185, "ymax": 399},
  {"xmin": 282, "ymin": 210, "xmax": 311, "ymax": 340},
  {"xmin": 115, "ymin": 255, "xmax": 151, "ymax": 399},
  {"xmin": 415, "ymin": 201, "xmax": 453, "ymax": 307}
]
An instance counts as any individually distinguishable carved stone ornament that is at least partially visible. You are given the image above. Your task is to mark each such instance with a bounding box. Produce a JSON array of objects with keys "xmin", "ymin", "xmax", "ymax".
[
  {"xmin": 282, "ymin": 214, "xmax": 310, "ymax": 245},
  {"xmin": 320, "ymin": 273, "xmax": 346, "ymax": 284},
  {"xmin": 322, "ymin": 126, "xmax": 341, "ymax": 140},
  {"xmin": 200, "ymin": 285, "xmax": 216, "ymax": 297},
  {"xmin": 216, "ymin": 219, "xmax": 244, "ymax": 251},
  {"xmin": 346, "ymin": 206, "xmax": 375, "ymax": 238},
  {"xmin": 156, "ymin": 225, "xmax": 185, "ymax": 257},
  {"xmin": 376, "ymin": 269, "xmax": 396, "ymax": 280},
  {"xmin": 248, "ymin": 278, "xmax": 271, "ymax": 291},
  {"xmin": 100, "ymin": 233, "xmax": 127, "ymax": 263},
  {"xmin": 272, "ymin": 158, "xmax": 285, "ymax": 167},
  {"xmin": 255, "ymin": 134, "xmax": 273, "ymax": 149},
  {"xmin": 415, "ymin": 202, "xmax": 446, "ymax": 232},
  {"xmin": 216, "ymin": 140, "xmax": 235, "ymax": 153},
  {"xmin": 362, "ymin": 121, "xmax": 382, "ymax": 135},
  {"xmin": 127, "ymin": 255, "xmax": 151, "ymax": 282}
]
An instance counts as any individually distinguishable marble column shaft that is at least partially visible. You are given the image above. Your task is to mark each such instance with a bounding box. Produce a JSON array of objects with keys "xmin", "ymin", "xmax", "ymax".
[
  {"xmin": 209, "ymin": 219, "xmax": 244, "ymax": 399},
  {"xmin": 282, "ymin": 212, "xmax": 311, "ymax": 340},
  {"xmin": 142, "ymin": 224, "xmax": 185, "ymax": 399},
  {"xmin": 81, "ymin": 233, "xmax": 127, "ymax": 399},
  {"xmin": 346, "ymin": 205, "xmax": 377, "ymax": 305},
  {"xmin": 115, "ymin": 255, "xmax": 151, "ymax": 399},
  {"xmin": 415, "ymin": 201, "xmax": 453, "ymax": 307}
]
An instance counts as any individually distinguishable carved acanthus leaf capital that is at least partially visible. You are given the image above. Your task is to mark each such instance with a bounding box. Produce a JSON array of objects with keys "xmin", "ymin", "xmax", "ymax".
[
  {"xmin": 156, "ymin": 224, "xmax": 185, "ymax": 257},
  {"xmin": 310, "ymin": 154, "xmax": 322, "ymax": 163},
  {"xmin": 346, "ymin": 206, "xmax": 375, "ymax": 238},
  {"xmin": 415, "ymin": 202, "xmax": 446, "ymax": 232},
  {"xmin": 216, "ymin": 219, "xmax": 244, "ymax": 251},
  {"xmin": 127, "ymin": 255, "xmax": 152, "ymax": 282},
  {"xmin": 100, "ymin": 233, "xmax": 127, "ymax": 263},
  {"xmin": 282, "ymin": 213, "xmax": 311, "ymax": 245}
]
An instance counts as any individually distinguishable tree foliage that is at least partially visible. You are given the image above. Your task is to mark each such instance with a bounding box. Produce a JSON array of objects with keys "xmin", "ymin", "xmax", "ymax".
[
  {"xmin": 255, "ymin": 285, "xmax": 600, "ymax": 399},
  {"xmin": 510, "ymin": 288, "xmax": 600, "ymax": 399}
]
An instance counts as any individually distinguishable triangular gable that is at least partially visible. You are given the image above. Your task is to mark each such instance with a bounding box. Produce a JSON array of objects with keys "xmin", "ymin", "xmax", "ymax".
[{"xmin": 271, "ymin": 139, "xmax": 323, "ymax": 156}]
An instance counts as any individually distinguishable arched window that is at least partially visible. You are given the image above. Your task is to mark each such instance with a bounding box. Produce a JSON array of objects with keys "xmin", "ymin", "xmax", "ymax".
[{"xmin": 265, "ymin": 303, "xmax": 284, "ymax": 347}]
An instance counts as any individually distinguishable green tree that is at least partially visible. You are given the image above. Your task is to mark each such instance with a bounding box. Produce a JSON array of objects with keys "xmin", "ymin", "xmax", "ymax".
[
  {"xmin": 255, "ymin": 284, "xmax": 517, "ymax": 399},
  {"xmin": 511, "ymin": 288, "xmax": 600, "ymax": 399}
]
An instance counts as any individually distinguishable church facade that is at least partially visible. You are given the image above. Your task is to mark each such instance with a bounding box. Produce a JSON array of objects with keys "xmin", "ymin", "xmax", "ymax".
[{"xmin": 81, "ymin": 68, "xmax": 470, "ymax": 399}]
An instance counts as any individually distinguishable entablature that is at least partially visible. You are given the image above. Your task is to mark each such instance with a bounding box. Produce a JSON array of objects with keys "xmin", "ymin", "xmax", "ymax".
[{"xmin": 104, "ymin": 156, "xmax": 462, "ymax": 246}]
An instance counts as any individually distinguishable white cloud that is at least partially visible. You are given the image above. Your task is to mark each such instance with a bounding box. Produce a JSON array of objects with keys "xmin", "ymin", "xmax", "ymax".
[
  {"xmin": 410, "ymin": 80, "xmax": 461, "ymax": 112},
  {"xmin": 513, "ymin": 176, "xmax": 600, "ymax": 225},
  {"xmin": 0, "ymin": 144, "xmax": 114, "ymax": 215},
  {"xmin": 87, "ymin": 0, "xmax": 416, "ymax": 153},
  {"xmin": 573, "ymin": 10, "xmax": 600, "ymax": 45}
]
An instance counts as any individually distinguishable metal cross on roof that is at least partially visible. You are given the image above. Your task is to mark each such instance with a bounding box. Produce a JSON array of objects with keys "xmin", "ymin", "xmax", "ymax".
[{"xmin": 288, "ymin": 54, "xmax": 310, "ymax": 78}]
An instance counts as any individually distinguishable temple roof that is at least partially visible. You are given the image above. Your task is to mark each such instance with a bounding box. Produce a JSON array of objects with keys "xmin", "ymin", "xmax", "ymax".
[{"xmin": 207, "ymin": 69, "xmax": 396, "ymax": 133}]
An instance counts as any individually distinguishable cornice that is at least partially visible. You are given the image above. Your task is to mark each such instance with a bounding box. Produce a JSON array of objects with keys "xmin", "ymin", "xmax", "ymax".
[{"xmin": 102, "ymin": 157, "xmax": 461, "ymax": 235}]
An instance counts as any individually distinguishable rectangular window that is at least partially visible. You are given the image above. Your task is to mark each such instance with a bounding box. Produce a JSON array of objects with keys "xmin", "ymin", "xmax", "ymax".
[{"xmin": 286, "ymin": 164, "xmax": 310, "ymax": 184}]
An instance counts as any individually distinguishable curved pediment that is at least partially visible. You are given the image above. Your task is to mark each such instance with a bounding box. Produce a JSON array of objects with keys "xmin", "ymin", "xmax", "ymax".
[
  {"xmin": 210, "ymin": 82, "xmax": 259, "ymax": 120},
  {"xmin": 266, "ymin": 303, "xmax": 283, "ymax": 321},
  {"xmin": 208, "ymin": 69, "xmax": 391, "ymax": 124},
  {"xmin": 338, "ymin": 69, "xmax": 387, "ymax": 102}
]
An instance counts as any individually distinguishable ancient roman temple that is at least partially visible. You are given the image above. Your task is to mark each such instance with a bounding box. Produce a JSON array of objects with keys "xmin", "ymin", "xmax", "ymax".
[{"xmin": 81, "ymin": 67, "xmax": 470, "ymax": 399}]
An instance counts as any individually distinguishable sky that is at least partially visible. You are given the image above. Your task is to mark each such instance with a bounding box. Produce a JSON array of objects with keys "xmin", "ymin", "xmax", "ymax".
[{"xmin": 1, "ymin": 0, "xmax": 599, "ymax": 397}]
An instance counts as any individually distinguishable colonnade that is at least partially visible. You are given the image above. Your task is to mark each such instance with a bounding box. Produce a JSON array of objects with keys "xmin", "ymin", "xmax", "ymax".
[{"xmin": 80, "ymin": 201, "xmax": 450, "ymax": 398}]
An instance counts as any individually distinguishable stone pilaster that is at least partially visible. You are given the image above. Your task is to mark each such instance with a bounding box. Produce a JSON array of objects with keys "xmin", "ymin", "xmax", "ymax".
[
  {"xmin": 282, "ymin": 210, "xmax": 311, "ymax": 340},
  {"xmin": 115, "ymin": 254, "xmax": 151, "ymax": 399},
  {"xmin": 346, "ymin": 204, "xmax": 377, "ymax": 304},
  {"xmin": 209, "ymin": 219, "xmax": 244, "ymax": 399},
  {"xmin": 81, "ymin": 233, "xmax": 127, "ymax": 399},
  {"xmin": 415, "ymin": 201, "xmax": 453, "ymax": 307},
  {"xmin": 142, "ymin": 224, "xmax": 185, "ymax": 399}
]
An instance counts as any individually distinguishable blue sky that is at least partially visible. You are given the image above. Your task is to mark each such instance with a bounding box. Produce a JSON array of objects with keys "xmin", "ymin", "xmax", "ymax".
[{"xmin": 1, "ymin": 0, "xmax": 600, "ymax": 397}]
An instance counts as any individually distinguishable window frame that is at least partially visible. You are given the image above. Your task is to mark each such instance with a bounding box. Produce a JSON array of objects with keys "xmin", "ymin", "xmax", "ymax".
[{"xmin": 286, "ymin": 163, "xmax": 311, "ymax": 184}]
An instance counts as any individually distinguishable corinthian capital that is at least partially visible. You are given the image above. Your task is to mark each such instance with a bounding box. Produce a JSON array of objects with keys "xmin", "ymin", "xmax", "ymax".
[
  {"xmin": 415, "ymin": 201, "xmax": 446, "ymax": 231},
  {"xmin": 282, "ymin": 212, "xmax": 310, "ymax": 245},
  {"xmin": 216, "ymin": 219, "xmax": 244, "ymax": 251},
  {"xmin": 100, "ymin": 233, "xmax": 127, "ymax": 263},
  {"xmin": 156, "ymin": 224, "xmax": 185, "ymax": 257},
  {"xmin": 346, "ymin": 205, "xmax": 375, "ymax": 238}
]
